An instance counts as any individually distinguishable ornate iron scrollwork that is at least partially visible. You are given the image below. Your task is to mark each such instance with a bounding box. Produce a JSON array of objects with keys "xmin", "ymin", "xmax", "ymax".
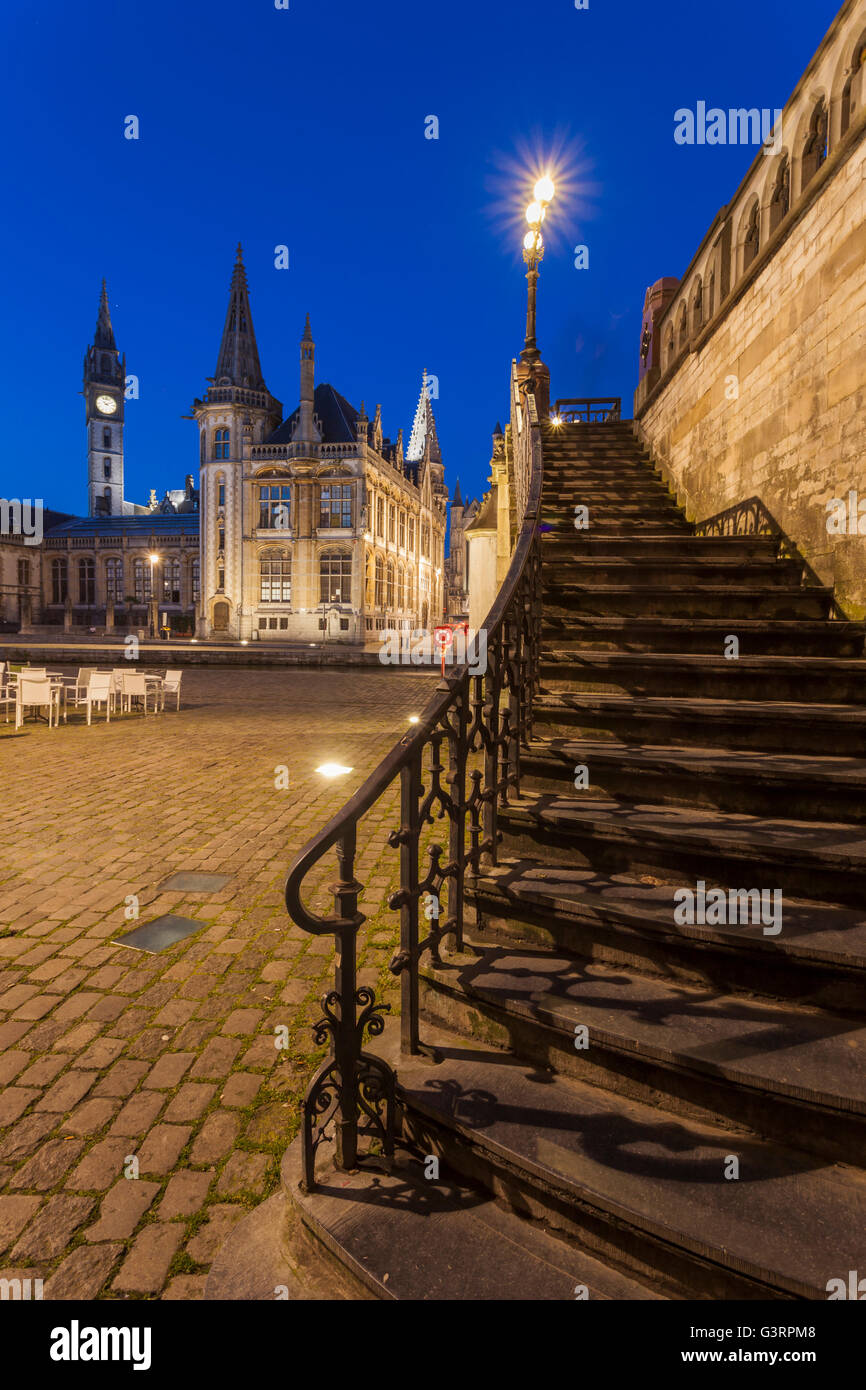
[{"xmin": 286, "ymin": 360, "xmax": 544, "ymax": 1190}]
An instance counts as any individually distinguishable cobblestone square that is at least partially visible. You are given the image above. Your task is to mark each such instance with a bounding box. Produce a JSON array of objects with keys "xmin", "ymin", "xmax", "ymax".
[{"xmin": 0, "ymin": 666, "xmax": 435, "ymax": 1299}]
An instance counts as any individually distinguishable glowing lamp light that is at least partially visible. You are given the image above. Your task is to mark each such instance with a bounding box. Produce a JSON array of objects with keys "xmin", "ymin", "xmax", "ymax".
[
  {"xmin": 408, "ymin": 715, "xmax": 420, "ymax": 724},
  {"xmin": 523, "ymin": 230, "xmax": 543, "ymax": 253},
  {"xmin": 534, "ymin": 175, "xmax": 555, "ymax": 203},
  {"xmin": 240, "ymin": 639, "xmax": 248, "ymax": 645},
  {"xmin": 316, "ymin": 763, "xmax": 353, "ymax": 778},
  {"xmin": 148, "ymin": 552, "xmax": 160, "ymax": 564},
  {"xmin": 525, "ymin": 201, "xmax": 545, "ymax": 227}
]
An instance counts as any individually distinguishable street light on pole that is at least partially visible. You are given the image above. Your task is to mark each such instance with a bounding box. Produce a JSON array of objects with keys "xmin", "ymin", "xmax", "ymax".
[{"xmin": 521, "ymin": 176, "xmax": 555, "ymax": 366}]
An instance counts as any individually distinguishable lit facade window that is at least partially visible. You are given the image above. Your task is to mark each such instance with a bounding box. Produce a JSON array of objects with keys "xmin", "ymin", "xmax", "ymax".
[
  {"xmin": 78, "ymin": 557, "xmax": 95, "ymax": 605},
  {"xmin": 214, "ymin": 428, "xmax": 230, "ymax": 459},
  {"xmin": 259, "ymin": 485, "xmax": 291, "ymax": 529},
  {"xmin": 51, "ymin": 558, "xmax": 68, "ymax": 604},
  {"xmin": 192, "ymin": 558, "xmax": 200, "ymax": 603},
  {"xmin": 260, "ymin": 555, "xmax": 292, "ymax": 603},
  {"xmin": 105, "ymin": 557, "xmax": 123, "ymax": 604},
  {"xmin": 320, "ymin": 551, "xmax": 351, "ymax": 604},
  {"xmin": 374, "ymin": 554, "xmax": 385, "ymax": 607},
  {"xmin": 319, "ymin": 484, "xmax": 353, "ymax": 529},
  {"xmin": 163, "ymin": 558, "xmax": 181, "ymax": 603}
]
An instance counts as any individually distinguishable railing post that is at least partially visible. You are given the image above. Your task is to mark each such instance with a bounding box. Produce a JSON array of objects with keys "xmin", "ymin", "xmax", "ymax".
[
  {"xmin": 447, "ymin": 676, "xmax": 468, "ymax": 952},
  {"xmin": 399, "ymin": 750, "xmax": 423, "ymax": 1055},
  {"xmin": 331, "ymin": 830, "xmax": 361, "ymax": 1171}
]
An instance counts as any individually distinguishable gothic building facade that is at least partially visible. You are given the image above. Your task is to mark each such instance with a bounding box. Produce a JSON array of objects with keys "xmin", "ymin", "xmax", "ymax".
[
  {"xmin": 192, "ymin": 249, "xmax": 448, "ymax": 642},
  {"xmin": 444, "ymin": 478, "xmax": 480, "ymax": 620},
  {"xmin": 1, "ymin": 255, "xmax": 450, "ymax": 642}
]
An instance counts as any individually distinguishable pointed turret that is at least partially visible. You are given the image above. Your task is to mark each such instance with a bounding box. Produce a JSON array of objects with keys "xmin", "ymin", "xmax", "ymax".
[
  {"xmin": 213, "ymin": 244, "xmax": 266, "ymax": 389},
  {"xmin": 453, "ymin": 477, "xmax": 463, "ymax": 507},
  {"xmin": 295, "ymin": 313, "xmax": 318, "ymax": 444},
  {"xmin": 406, "ymin": 368, "xmax": 442, "ymax": 466},
  {"xmin": 94, "ymin": 279, "xmax": 117, "ymax": 350}
]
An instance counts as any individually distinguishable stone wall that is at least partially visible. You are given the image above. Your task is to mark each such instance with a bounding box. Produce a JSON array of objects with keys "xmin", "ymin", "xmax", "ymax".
[{"xmin": 634, "ymin": 0, "xmax": 866, "ymax": 617}]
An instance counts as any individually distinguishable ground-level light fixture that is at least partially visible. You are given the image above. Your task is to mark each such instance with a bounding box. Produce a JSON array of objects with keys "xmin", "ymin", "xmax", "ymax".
[
  {"xmin": 316, "ymin": 763, "xmax": 353, "ymax": 778},
  {"xmin": 408, "ymin": 715, "xmax": 420, "ymax": 724}
]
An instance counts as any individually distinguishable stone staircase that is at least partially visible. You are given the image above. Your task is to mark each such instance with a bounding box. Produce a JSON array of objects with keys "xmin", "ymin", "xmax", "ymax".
[
  {"xmin": 267, "ymin": 418, "xmax": 866, "ymax": 1301},
  {"xmin": 376, "ymin": 420, "xmax": 866, "ymax": 1299}
]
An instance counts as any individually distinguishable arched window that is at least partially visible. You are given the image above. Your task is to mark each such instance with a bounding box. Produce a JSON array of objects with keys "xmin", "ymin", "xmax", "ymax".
[
  {"xmin": 191, "ymin": 557, "xmax": 200, "ymax": 604},
  {"xmin": 101, "ymin": 354, "xmax": 112, "ymax": 377},
  {"xmin": 260, "ymin": 553, "xmax": 291, "ymax": 603},
  {"xmin": 200, "ymin": 431, "xmax": 206, "ymax": 464},
  {"xmin": 103, "ymin": 427, "xmax": 111, "ymax": 448},
  {"xmin": 840, "ymin": 37, "xmax": 866, "ymax": 138},
  {"xmin": 104, "ymin": 458, "xmax": 112, "ymax": 479},
  {"xmin": 105, "ymin": 557, "xmax": 123, "ymax": 604},
  {"xmin": 376, "ymin": 496, "xmax": 385, "ymax": 538},
  {"xmin": 214, "ymin": 428, "xmax": 230, "ymax": 460},
  {"xmin": 386, "ymin": 560, "xmax": 395, "ymax": 607},
  {"xmin": 388, "ymin": 506, "xmax": 396, "ymax": 545},
  {"xmin": 708, "ymin": 271, "xmax": 716, "ymax": 319},
  {"xmin": 677, "ymin": 303, "xmax": 688, "ymax": 349},
  {"xmin": 691, "ymin": 278, "xmax": 703, "ymax": 333},
  {"xmin": 163, "ymin": 558, "xmax": 181, "ymax": 604},
  {"xmin": 398, "ymin": 511, "xmax": 406, "ymax": 549},
  {"xmin": 801, "ymin": 98, "xmax": 828, "ymax": 190},
  {"xmin": 375, "ymin": 555, "xmax": 385, "ymax": 607},
  {"xmin": 320, "ymin": 551, "xmax": 351, "ymax": 605},
  {"xmin": 743, "ymin": 203, "xmax": 760, "ymax": 271},
  {"xmin": 133, "ymin": 559, "xmax": 152, "ymax": 602},
  {"xmin": 666, "ymin": 326, "xmax": 675, "ymax": 367},
  {"xmin": 51, "ymin": 558, "xmax": 68, "ymax": 605},
  {"xmin": 78, "ymin": 557, "xmax": 95, "ymax": 605},
  {"xmin": 408, "ymin": 516, "xmax": 415, "ymax": 554},
  {"xmin": 769, "ymin": 155, "xmax": 790, "ymax": 233}
]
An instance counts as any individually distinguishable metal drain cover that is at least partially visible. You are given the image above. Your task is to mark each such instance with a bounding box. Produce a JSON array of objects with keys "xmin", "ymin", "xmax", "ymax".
[
  {"xmin": 113, "ymin": 915, "xmax": 202, "ymax": 953},
  {"xmin": 158, "ymin": 872, "xmax": 232, "ymax": 892}
]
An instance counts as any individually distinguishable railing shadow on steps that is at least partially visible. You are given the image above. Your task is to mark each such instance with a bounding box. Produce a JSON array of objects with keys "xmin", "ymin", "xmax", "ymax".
[
  {"xmin": 284, "ymin": 360, "xmax": 545, "ymax": 1191},
  {"xmin": 695, "ymin": 495, "xmax": 849, "ymax": 621}
]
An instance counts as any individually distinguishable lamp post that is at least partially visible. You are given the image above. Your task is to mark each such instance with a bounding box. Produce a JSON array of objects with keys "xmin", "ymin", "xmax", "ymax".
[
  {"xmin": 148, "ymin": 552, "xmax": 160, "ymax": 639},
  {"xmin": 521, "ymin": 175, "xmax": 555, "ymax": 366}
]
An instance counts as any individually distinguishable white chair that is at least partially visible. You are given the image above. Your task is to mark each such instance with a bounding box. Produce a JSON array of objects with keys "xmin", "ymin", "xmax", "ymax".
[
  {"xmin": 0, "ymin": 664, "xmax": 14, "ymax": 724},
  {"xmin": 85, "ymin": 673, "xmax": 113, "ymax": 725},
  {"xmin": 15, "ymin": 677, "xmax": 60, "ymax": 730},
  {"xmin": 162, "ymin": 670, "xmax": 183, "ymax": 710},
  {"xmin": 119, "ymin": 672, "xmax": 157, "ymax": 715},
  {"xmin": 64, "ymin": 668, "xmax": 96, "ymax": 711}
]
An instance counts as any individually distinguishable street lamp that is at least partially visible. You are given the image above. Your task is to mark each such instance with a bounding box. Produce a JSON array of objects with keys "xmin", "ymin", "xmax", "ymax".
[
  {"xmin": 148, "ymin": 552, "xmax": 160, "ymax": 638},
  {"xmin": 521, "ymin": 175, "xmax": 555, "ymax": 366}
]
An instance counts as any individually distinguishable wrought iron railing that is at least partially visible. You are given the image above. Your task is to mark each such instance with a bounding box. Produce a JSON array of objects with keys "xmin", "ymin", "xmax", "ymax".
[
  {"xmin": 284, "ymin": 360, "xmax": 544, "ymax": 1190},
  {"xmin": 553, "ymin": 396, "xmax": 622, "ymax": 422}
]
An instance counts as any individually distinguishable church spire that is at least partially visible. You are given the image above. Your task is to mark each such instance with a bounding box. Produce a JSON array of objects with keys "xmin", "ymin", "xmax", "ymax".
[
  {"xmin": 213, "ymin": 244, "xmax": 266, "ymax": 389},
  {"xmin": 94, "ymin": 279, "xmax": 116, "ymax": 350},
  {"xmin": 406, "ymin": 368, "xmax": 442, "ymax": 465}
]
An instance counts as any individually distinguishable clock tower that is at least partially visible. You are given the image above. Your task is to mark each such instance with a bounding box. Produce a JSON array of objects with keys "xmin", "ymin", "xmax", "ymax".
[{"xmin": 84, "ymin": 280, "xmax": 126, "ymax": 516}]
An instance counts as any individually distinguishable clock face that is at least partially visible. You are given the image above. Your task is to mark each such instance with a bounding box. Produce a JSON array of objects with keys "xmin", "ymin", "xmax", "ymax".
[{"xmin": 95, "ymin": 395, "xmax": 117, "ymax": 415}]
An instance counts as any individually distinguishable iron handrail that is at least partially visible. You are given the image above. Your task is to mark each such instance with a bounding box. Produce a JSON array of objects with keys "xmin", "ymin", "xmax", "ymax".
[{"xmin": 284, "ymin": 360, "xmax": 545, "ymax": 1189}]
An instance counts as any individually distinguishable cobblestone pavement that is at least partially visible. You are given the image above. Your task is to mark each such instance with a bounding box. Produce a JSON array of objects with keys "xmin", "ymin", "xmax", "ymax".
[{"xmin": 0, "ymin": 667, "xmax": 436, "ymax": 1299}]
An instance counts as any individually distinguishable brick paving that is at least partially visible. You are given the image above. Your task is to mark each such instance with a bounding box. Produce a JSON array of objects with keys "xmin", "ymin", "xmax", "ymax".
[{"xmin": 0, "ymin": 666, "xmax": 436, "ymax": 1299}]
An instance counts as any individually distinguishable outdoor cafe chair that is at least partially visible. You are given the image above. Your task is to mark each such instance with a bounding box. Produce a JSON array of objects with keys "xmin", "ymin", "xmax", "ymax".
[
  {"xmin": 85, "ymin": 673, "xmax": 113, "ymax": 725},
  {"xmin": 15, "ymin": 676, "xmax": 61, "ymax": 730},
  {"xmin": 162, "ymin": 670, "xmax": 183, "ymax": 711}
]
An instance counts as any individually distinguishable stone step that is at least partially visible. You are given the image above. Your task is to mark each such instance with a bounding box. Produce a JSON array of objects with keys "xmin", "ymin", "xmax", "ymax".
[
  {"xmin": 285, "ymin": 1141, "xmax": 659, "ymax": 1300},
  {"xmin": 531, "ymin": 692, "xmax": 866, "ymax": 755},
  {"xmin": 539, "ymin": 651, "xmax": 866, "ymax": 701},
  {"xmin": 397, "ymin": 1035, "xmax": 866, "ymax": 1298},
  {"xmin": 540, "ymin": 617, "xmax": 864, "ymax": 657},
  {"xmin": 541, "ymin": 557, "xmax": 802, "ymax": 585},
  {"xmin": 520, "ymin": 736, "xmax": 866, "ymax": 821},
  {"xmin": 541, "ymin": 584, "xmax": 831, "ymax": 619},
  {"xmin": 418, "ymin": 941, "xmax": 866, "ymax": 1165},
  {"xmin": 468, "ymin": 858, "xmax": 866, "ymax": 1013},
  {"xmin": 540, "ymin": 534, "xmax": 781, "ymax": 558},
  {"xmin": 497, "ymin": 792, "xmax": 866, "ymax": 906},
  {"xmin": 540, "ymin": 516, "xmax": 694, "ymax": 534}
]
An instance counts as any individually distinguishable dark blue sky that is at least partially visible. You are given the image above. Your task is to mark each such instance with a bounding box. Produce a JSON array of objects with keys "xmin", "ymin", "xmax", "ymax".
[{"xmin": 1, "ymin": 0, "xmax": 842, "ymax": 516}]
